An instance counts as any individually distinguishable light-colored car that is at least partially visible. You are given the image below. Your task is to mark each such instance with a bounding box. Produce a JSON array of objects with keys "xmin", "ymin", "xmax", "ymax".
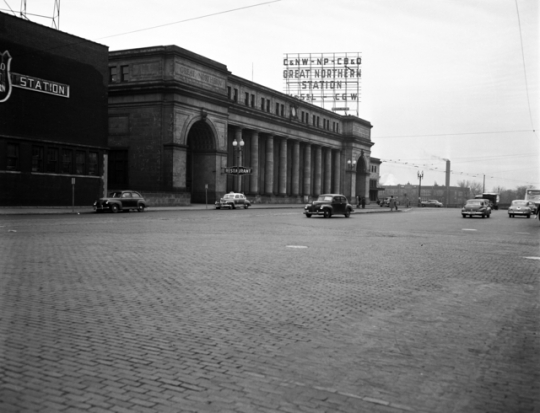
[
  {"xmin": 461, "ymin": 199, "xmax": 491, "ymax": 218},
  {"xmin": 93, "ymin": 190, "xmax": 147, "ymax": 213},
  {"xmin": 508, "ymin": 200, "xmax": 533, "ymax": 218},
  {"xmin": 421, "ymin": 199, "xmax": 443, "ymax": 208},
  {"xmin": 215, "ymin": 192, "xmax": 251, "ymax": 209}
]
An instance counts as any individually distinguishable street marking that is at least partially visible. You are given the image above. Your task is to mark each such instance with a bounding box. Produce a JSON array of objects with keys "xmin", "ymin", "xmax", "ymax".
[
  {"xmin": 462, "ymin": 229, "xmax": 477, "ymax": 231},
  {"xmin": 286, "ymin": 245, "xmax": 308, "ymax": 249},
  {"xmin": 523, "ymin": 257, "xmax": 540, "ymax": 260}
]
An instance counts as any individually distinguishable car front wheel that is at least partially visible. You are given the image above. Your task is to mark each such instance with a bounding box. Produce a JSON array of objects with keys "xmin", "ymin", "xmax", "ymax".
[
  {"xmin": 305, "ymin": 213, "xmax": 312, "ymax": 218},
  {"xmin": 244, "ymin": 204, "xmax": 248, "ymax": 209},
  {"xmin": 344, "ymin": 210, "xmax": 351, "ymax": 218},
  {"xmin": 323, "ymin": 209, "xmax": 331, "ymax": 218},
  {"xmin": 111, "ymin": 204, "xmax": 120, "ymax": 213},
  {"xmin": 137, "ymin": 204, "xmax": 145, "ymax": 212}
]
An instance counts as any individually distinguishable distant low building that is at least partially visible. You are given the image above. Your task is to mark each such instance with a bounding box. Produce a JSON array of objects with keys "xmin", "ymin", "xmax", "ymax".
[
  {"xmin": 368, "ymin": 157, "xmax": 384, "ymax": 202},
  {"xmin": 381, "ymin": 183, "xmax": 470, "ymax": 207}
]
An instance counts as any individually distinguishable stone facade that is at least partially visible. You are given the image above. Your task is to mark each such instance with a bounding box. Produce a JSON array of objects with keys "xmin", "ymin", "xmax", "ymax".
[{"xmin": 108, "ymin": 45, "xmax": 374, "ymax": 205}]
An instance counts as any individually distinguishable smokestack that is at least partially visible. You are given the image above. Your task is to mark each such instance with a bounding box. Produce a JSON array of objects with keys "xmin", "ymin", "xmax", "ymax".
[{"xmin": 445, "ymin": 160, "xmax": 450, "ymax": 206}]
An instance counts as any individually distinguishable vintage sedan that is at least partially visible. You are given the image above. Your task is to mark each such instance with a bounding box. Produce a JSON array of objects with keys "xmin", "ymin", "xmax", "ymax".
[
  {"xmin": 215, "ymin": 192, "xmax": 251, "ymax": 209},
  {"xmin": 93, "ymin": 190, "xmax": 147, "ymax": 213},
  {"xmin": 421, "ymin": 199, "xmax": 443, "ymax": 208},
  {"xmin": 508, "ymin": 200, "xmax": 533, "ymax": 218},
  {"xmin": 461, "ymin": 199, "xmax": 491, "ymax": 218},
  {"xmin": 304, "ymin": 194, "xmax": 353, "ymax": 218}
]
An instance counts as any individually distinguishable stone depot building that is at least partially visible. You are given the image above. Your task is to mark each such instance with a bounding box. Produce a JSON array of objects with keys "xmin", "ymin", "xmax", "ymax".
[{"xmin": 108, "ymin": 45, "xmax": 377, "ymax": 205}]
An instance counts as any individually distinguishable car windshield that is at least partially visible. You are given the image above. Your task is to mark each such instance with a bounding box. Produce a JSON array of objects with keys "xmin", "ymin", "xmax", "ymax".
[
  {"xmin": 466, "ymin": 200, "xmax": 482, "ymax": 205},
  {"xmin": 317, "ymin": 196, "xmax": 333, "ymax": 201},
  {"xmin": 110, "ymin": 192, "xmax": 123, "ymax": 198},
  {"xmin": 512, "ymin": 201, "xmax": 527, "ymax": 206},
  {"xmin": 223, "ymin": 194, "xmax": 234, "ymax": 199}
]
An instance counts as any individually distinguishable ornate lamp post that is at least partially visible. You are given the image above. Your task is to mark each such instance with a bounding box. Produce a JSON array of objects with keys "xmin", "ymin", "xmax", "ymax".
[
  {"xmin": 417, "ymin": 170, "xmax": 424, "ymax": 206},
  {"xmin": 232, "ymin": 138, "xmax": 244, "ymax": 192}
]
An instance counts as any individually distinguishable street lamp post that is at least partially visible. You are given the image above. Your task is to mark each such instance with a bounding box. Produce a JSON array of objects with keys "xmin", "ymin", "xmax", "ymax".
[
  {"xmin": 417, "ymin": 170, "xmax": 424, "ymax": 206},
  {"xmin": 232, "ymin": 138, "xmax": 244, "ymax": 192}
]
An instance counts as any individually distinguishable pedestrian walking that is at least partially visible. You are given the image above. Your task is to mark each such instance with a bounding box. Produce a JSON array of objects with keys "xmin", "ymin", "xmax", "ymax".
[
  {"xmin": 389, "ymin": 195, "xmax": 395, "ymax": 211},
  {"xmin": 361, "ymin": 197, "xmax": 366, "ymax": 209},
  {"xmin": 356, "ymin": 195, "xmax": 360, "ymax": 208}
]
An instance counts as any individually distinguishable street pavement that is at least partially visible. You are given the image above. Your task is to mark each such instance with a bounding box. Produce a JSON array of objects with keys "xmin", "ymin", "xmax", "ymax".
[{"xmin": 1, "ymin": 208, "xmax": 538, "ymax": 413}]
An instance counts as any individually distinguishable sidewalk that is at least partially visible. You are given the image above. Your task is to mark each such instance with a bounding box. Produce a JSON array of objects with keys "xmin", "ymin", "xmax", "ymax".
[{"xmin": 0, "ymin": 203, "xmax": 408, "ymax": 215}]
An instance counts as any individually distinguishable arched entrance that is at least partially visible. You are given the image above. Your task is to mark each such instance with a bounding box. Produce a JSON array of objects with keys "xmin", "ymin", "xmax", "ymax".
[
  {"xmin": 186, "ymin": 120, "xmax": 217, "ymax": 203},
  {"xmin": 355, "ymin": 155, "xmax": 368, "ymax": 201}
]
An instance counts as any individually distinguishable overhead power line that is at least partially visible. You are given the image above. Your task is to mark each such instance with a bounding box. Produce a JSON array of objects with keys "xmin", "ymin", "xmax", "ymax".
[
  {"xmin": 373, "ymin": 130, "xmax": 534, "ymax": 139},
  {"xmin": 96, "ymin": 0, "xmax": 282, "ymax": 41}
]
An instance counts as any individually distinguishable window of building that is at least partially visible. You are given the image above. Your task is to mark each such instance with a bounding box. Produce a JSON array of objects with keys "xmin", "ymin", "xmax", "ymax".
[
  {"xmin": 61, "ymin": 149, "xmax": 73, "ymax": 174},
  {"xmin": 32, "ymin": 146, "xmax": 44, "ymax": 172},
  {"xmin": 245, "ymin": 92, "xmax": 249, "ymax": 105},
  {"xmin": 75, "ymin": 151, "xmax": 86, "ymax": 175},
  {"xmin": 233, "ymin": 88, "xmax": 238, "ymax": 102},
  {"xmin": 88, "ymin": 152, "xmax": 98, "ymax": 176},
  {"xmin": 261, "ymin": 97, "xmax": 265, "ymax": 110},
  {"xmin": 108, "ymin": 150, "xmax": 128, "ymax": 187},
  {"xmin": 6, "ymin": 143, "xmax": 19, "ymax": 171},
  {"xmin": 227, "ymin": 86, "xmax": 231, "ymax": 99},
  {"xmin": 317, "ymin": 116, "xmax": 320, "ymax": 127},
  {"xmin": 266, "ymin": 99, "xmax": 270, "ymax": 112},
  {"xmin": 313, "ymin": 115, "xmax": 316, "ymax": 125},
  {"xmin": 250, "ymin": 94, "xmax": 255, "ymax": 107},
  {"xmin": 109, "ymin": 67, "xmax": 118, "ymax": 83},
  {"xmin": 280, "ymin": 104, "xmax": 284, "ymax": 117},
  {"xmin": 120, "ymin": 65, "xmax": 129, "ymax": 82},
  {"xmin": 275, "ymin": 102, "xmax": 279, "ymax": 115},
  {"xmin": 46, "ymin": 148, "xmax": 58, "ymax": 173},
  {"xmin": 336, "ymin": 124, "xmax": 339, "ymax": 133}
]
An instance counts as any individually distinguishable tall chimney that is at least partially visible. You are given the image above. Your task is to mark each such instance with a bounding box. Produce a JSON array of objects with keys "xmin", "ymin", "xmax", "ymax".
[{"xmin": 445, "ymin": 160, "xmax": 451, "ymax": 207}]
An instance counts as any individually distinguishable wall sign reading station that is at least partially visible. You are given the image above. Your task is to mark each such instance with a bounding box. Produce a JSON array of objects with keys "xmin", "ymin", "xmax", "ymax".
[
  {"xmin": 0, "ymin": 50, "xmax": 70, "ymax": 103},
  {"xmin": 283, "ymin": 52, "xmax": 361, "ymax": 113}
]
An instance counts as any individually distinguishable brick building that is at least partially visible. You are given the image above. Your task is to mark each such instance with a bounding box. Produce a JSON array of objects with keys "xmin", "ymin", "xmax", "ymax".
[
  {"xmin": 108, "ymin": 46, "xmax": 375, "ymax": 205},
  {"xmin": 0, "ymin": 12, "xmax": 108, "ymax": 206}
]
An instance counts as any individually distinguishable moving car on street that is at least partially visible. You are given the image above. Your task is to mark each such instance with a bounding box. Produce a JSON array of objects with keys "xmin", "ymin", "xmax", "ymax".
[
  {"xmin": 304, "ymin": 194, "xmax": 353, "ymax": 218},
  {"xmin": 215, "ymin": 192, "xmax": 251, "ymax": 209},
  {"xmin": 507, "ymin": 200, "xmax": 533, "ymax": 218},
  {"xmin": 461, "ymin": 199, "xmax": 491, "ymax": 218},
  {"xmin": 93, "ymin": 190, "xmax": 147, "ymax": 213},
  {"xmin": 421, "ymin": 199, "xmax": 443, "ymax": 208}
]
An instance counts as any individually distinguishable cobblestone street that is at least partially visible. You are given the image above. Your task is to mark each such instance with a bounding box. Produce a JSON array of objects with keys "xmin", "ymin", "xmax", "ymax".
[{"xmin": 1, "ymin": 208, "xmax": 539, "ymax": 412}]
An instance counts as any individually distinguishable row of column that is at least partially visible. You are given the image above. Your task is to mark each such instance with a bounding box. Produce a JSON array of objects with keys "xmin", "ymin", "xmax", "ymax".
[{"xmin": 233, "ymin": 127, "xmax": 342, "ymax": 197}]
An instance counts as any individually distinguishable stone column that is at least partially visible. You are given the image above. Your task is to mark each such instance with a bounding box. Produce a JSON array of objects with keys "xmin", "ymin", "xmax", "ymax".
[
  {"xmin": 314, "ymin": 146, "xmax": 322, "ymax": 196},
  {"xmin": 303, "ymin": 144, "xmax": 311, "ymax": 196},
  {"xmin": 279, "ymin": 138, "xmax": 288, "ymax": 195},
  {"xmin": 333, "ymin": 150, "xmax": 341, "ymax": 193},
  {"xmin": 291, "ymin": 141, "xmax": 300, "ymax": 196},
  {"xmin": 324, "ymin": 148, "xmax": 332, "ymax": 193},
  {"xmin": 250, "ymin": 130, "xmax": 259, "ymax": 194},
  {"xmin": 234, "ymin": 127, "xmax": 243, "ymax": 192},
  {"xmin": 265, "ymin": 136, "xmax": 274, "ymax": 195}
]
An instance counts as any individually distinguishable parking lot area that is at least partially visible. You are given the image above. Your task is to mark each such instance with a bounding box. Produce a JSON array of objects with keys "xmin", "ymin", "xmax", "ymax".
[{"xmin": 1, "ymin": 208, "xmax": 539, "ymax": 412}]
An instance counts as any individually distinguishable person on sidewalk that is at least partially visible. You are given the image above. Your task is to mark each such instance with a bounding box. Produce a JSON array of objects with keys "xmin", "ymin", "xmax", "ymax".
[
  {"xmin": 361, "ymin": 197, "xmax": 366, "ymax": 209},
  {"xmin": 389, "ymin": 196, "xmax": 395, "ymax": 211},
  {"xmin": 356, "ymin": 195, "xmax": 360, "ymax": 209}
]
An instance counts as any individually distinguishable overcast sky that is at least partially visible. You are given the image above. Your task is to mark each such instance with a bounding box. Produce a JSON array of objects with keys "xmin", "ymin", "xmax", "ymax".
[{"xmin": 9, "ymin": 0, "xmax": 539, "ymax": 191}]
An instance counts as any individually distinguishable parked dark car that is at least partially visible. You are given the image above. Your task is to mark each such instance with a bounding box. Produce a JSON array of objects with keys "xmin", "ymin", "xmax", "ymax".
[
  {"xmin": 421, "ymin": 199, "xmax": 443, "ymax": 208},
  {"xmin": 508, "ymin": 200, "xmax": 533, "ymax": 218},
  {"xmin": 461, "ymin": 199, "xmax": 491, "ymax": 218},
  {"xmin": 93, "ymin": 190, "xmax": 147, "ymax": 213},
  {"xmin": 304, "ymin": 194, "xmax": 353, "ymax": 218},
  {"xmin": 215, "ymin": 192, "xmax": 251, "ymax": 209}
]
